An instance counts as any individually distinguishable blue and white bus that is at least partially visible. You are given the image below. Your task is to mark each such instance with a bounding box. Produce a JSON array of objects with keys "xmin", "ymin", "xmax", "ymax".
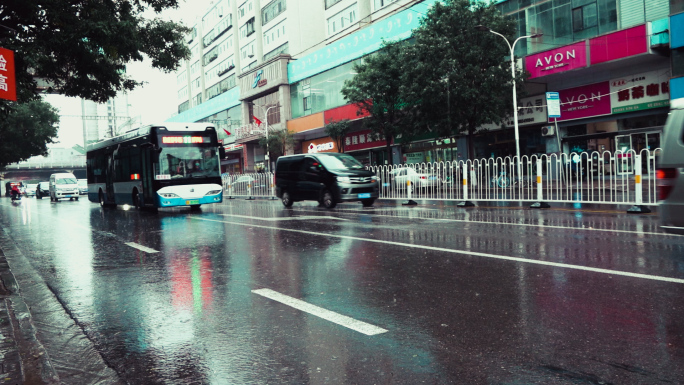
[{"xmin": 86, "ymin": 123, "xmax": 224, "ymax": 210}]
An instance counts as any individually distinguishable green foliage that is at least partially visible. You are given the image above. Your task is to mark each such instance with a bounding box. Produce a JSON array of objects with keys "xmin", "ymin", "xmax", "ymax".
[
  {"xmin": 405, "ymin": 0, "xmax": 521, "ymax": 136},
  {"xmin": 341, "ymin": 41, "xmax": 410, "ymax": 165},
  {"xmin": 0, "ymin": 99, "xmax": 59, "ymax": 168},
  {"xmin": 324, "ymin": 119, "xmax": 351, "ymax": 153},
  {"xmin": 258, "ymin": 128, "xmax": 295, "ymax": 160},
  {"xmin": 0, "ymin": 0, "xmax": 190, "ymax": 105},
  {"xmin": 341, "ymin": 0, "xmax": 523, "ymax": 159}
]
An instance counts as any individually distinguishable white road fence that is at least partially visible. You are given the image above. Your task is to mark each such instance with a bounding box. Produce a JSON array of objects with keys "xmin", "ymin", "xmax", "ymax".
[{"xmin": 222, "ymin": 149, "xmax": 662, "ymax": 206}]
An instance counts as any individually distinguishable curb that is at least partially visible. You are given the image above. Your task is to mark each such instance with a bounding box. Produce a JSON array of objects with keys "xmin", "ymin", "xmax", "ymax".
[{"xmin": 0, "ymin": 246, "xmax": 60, "ymax": 385}]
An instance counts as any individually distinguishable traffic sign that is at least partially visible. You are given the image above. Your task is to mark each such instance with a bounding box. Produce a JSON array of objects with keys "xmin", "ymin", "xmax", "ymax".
[{"xmin": 546, "ymin": 92, "xmax": 561, "ymax": 119}]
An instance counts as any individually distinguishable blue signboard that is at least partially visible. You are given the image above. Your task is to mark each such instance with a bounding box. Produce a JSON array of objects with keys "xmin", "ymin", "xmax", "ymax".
[
  {"xmin": 287, "ymin": 0, "xmax": 437, "ymax": 84},
  {"xmin": 166, "ymin": 86, "xmax": 241, "ymax": 123}
]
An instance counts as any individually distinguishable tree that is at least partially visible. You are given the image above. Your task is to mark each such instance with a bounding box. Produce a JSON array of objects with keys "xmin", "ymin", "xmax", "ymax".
[
  {"xmin": 258, "ymin": 128, "xmax": 295, "ymax": 163},
  {"xmin": 0, "ymin": 0, "xmax": 190, "ymax": 105},
  {"xmin": 341, "ymin": 41, "xmax": 412, "ymax": 165},
  {"xmin": 324, "ymin": 119, "xmax": 351, "ymax": 153},
  {"xmin": 0, "ymin": 99, "xmax": 59, "ymax": 168},
  {"xmin": 403, "ymin": 0, "xmax": 523, "ymax": 159}
]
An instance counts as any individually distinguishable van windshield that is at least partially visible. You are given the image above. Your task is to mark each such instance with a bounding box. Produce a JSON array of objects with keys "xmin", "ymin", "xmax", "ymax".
[
  {"xmin": 317, "ymin": 154, "xmax": 365, "ymax": 170},
  {"xmin": 57, "ymin": 178, "xmax": 77, "ymax": 184}
]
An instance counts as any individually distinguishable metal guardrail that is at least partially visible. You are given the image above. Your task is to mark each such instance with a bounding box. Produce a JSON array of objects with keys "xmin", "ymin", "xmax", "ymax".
[{"xmin": 222, "ymin": 149, "xmax": 661, "ymax": 206}]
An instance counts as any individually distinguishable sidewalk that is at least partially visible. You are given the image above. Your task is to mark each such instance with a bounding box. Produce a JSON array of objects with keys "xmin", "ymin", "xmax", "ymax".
[{"xmin": 0, "ymin": 247, "xmax": 58, "ymax": 385}]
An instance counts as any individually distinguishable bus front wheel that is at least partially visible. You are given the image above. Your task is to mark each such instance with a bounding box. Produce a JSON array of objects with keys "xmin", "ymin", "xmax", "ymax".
[
  {"xmin": 132, "ymin": 189, "xmax": 141, "ymax": 210},
  {"xmin": 190, "ymin": 204, "xmax": 201, "ymax": 211}
]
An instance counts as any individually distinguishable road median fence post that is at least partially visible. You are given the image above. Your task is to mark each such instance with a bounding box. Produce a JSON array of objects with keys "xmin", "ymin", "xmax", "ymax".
[
  {"xmin": 627, "ymin": 154, "xmax": 651, "ymax": 214},
  {"xmin": 458, "ymin": 163, "xmax": 474, "ymax": 207},
  {"xmin": 530, "ymin": 158, "xmax": 550, "ymax": 209},
  {"xmin": 402, "ymin": 179, "xmax": 417, "ymax": 206}
]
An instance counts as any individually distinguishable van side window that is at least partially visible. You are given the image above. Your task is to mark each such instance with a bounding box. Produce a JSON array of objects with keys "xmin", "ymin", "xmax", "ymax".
[{"xmin": 303, "ymin": 157, "xmax": 319, "ymax": 172}]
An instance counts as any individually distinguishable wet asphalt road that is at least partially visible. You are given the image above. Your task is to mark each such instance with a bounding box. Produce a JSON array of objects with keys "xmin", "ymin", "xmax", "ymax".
[{"xmin": 0, "ymin": 196, "xmax": 683, "ymax": 384}]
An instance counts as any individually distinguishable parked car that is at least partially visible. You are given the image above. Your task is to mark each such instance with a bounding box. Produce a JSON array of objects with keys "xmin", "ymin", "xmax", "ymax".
[
  {"xmin": 77, "ymin": 179, "xmax": 88, "ymax": 195},
  {"xmin": 229, "ymin": 175, "xmax": 269, "ymax": 195},
  {"xmin": 388, "ymin": 167, "xmax": 442, "ymax": 190},
  {"xmin": 658, "ymin": 98, "xmax": 684, "ymax": 234},
  {"xmin": 24, "ymin": 184, "xmax": 37, "ymax": 196},
  {"xmin": 36, "ymin": 181, "xmax": 50, "ymax": 199},
  {"xmin": 275, "ymin": 153, "xmax": 379, "ymax": 208}
]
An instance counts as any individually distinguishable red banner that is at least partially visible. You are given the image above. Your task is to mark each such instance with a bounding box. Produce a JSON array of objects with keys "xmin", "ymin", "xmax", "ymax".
[{"xmin": 0, "ymin": 47, "xmax": 16, "ymax": 101}]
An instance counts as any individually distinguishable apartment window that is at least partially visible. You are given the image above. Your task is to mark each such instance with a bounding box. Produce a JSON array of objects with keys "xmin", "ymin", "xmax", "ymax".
[
  {"xmin": 192, "ymin": 78, "xmax": 200, "ymax": 89},
  {"xmin": 373, "ymin": 0, "xmax": 397, "ymax": 11},
  {"xmin": 572, "ymin": 2, "xmax": 597, "ymax": 32},
  {"xmin": 325, "ymin": 0, "xmax": 343, "ymax": 9},
  {"xmin": 190, "ymin": 61, "xmax": 200, "ymax": 74},
  {"xmin": 246, "ymin": 17, "xmax": 255, "ymax": 36},
  {"xmin": 203, "ymin": 46, "xmax": 219, "ymax": 65},
  {"xmin": 264, "ymin": 42, "xmax": 288, "ymax": 61},
  {"xmin": 241, "ymin": 41, "xmax": 255, "ymax": 60},
  {"xmin": 262, "ymin": 0, "xmax": 286, "ymax": 26},
  {"xmin": 327, "ymin": 4, "xmax": 357, "ymax": 35}
]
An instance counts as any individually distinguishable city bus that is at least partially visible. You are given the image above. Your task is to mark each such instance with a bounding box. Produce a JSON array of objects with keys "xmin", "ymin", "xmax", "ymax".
[{"xmin": 86, "ymin": 123, "xmax": 225, "ymax": 210}]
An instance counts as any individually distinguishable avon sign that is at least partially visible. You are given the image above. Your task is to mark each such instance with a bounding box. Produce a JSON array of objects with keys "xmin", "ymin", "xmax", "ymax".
[
  {"xmin": 526, "ymin": 41, "xmax": 587, "ymax": 79},
  {"xmin": 552, "ymin": 81, "xmax": 611, "ymax": 122}
]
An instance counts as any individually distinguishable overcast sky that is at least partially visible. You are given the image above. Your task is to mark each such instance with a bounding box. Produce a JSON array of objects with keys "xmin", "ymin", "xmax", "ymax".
[{"xmin": 49, "ymin": 0, "xmax": 213, "ymax": 148}]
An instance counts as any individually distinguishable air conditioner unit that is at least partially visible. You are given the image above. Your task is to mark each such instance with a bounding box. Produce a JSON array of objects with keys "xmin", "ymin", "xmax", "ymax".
[{"xmin": 541, "ymin": 126, "xmax": 555, "ymax": 137}]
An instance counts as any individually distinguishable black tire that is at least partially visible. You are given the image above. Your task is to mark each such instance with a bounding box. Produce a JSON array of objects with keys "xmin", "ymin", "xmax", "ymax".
[
  {"xmin": 190, "ymin": 204, "xmax": 201, "ymax": 211},
  {"xmin": 75, "ymin": 197, "xmax": 79, "ymax": 201},
  {"xmin": 321, "ymin": 190, "xmax": 336, "ymax": 209},
  {"xmin": 99, "ymin": 191, "xmax": 107, "ymax": 208},
  {"xmin": 281, "ymin": 191, "xmax": 293, "ymax": 208},
  {"xmin": 361, "ymin": 199, "xmax": 375, "ymax": 207},
  {"xmin": 132, "ymin": 190, "xmax": 141, "ymax": 210},
  {"xmin": 37, "ymin": 194, "xmax": 41, "ymax": 199},
  {"xmin": 69, "ymin": 197, "xmax": 73, "ymax": 201}
]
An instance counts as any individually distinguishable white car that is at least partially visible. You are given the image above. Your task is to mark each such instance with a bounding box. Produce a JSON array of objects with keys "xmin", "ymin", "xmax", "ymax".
[
  {"xmin": 658, "ymin": 98, "xmax": 684, "ymax": 234},
  {"xmin": 388, "ymin": 167, "xmax": 442, "ymax": 190},
  {"xmin": 24, "ymin": 184, "xmax": 37, "ymax": 196}
]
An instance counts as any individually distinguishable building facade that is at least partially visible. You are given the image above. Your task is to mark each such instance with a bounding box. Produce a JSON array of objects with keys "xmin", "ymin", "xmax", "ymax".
[{"xmin": 168, "ymin": 0, "xmax": 683, "ymax": 172}]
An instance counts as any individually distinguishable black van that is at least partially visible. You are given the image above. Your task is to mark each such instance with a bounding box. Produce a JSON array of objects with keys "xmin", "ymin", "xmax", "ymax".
[{"xmin": 275, "ymin": 153, "xmax": 380, "ymax": 208}]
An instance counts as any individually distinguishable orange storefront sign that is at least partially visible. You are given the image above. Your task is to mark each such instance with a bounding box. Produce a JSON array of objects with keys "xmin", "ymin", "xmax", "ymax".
[{"xmin": 287, "ymin": 112, "xmax": 324, "ymax": 133}]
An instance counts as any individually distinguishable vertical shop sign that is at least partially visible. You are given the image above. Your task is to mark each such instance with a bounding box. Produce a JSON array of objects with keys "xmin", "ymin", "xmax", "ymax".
[
  {"xmin": 610, "ymin": 70, "xmax": 670, "ymax": 114},
  {"xmin": 0, "ymin": 47, "xmax": 16, "ymax": 101}
]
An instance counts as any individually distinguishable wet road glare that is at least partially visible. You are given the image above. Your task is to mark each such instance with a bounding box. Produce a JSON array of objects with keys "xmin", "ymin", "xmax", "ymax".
[{"xmin": 0, "ymin": 196, "xmax": 683, "ymax": 384}]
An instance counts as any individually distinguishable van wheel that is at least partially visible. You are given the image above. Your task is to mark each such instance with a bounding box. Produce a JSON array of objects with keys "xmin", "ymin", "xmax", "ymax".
[
  {"xmin": 281, "ymin": 191, "xmax": 293, "ymax": 208},
  {"xmin": 362, "ymin": 199, "xmax": 375, "ymax": 207},
  {"xmin": 322, "ymin": 190, "xmax": 336, "ymax": 209}
]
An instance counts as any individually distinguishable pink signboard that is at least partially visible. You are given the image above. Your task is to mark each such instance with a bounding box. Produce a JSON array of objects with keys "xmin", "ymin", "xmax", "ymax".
[
  {"xmin": 552, "ymin": 81, "xmax": 612, "ymax": 122},
  {"xmin": 525, "ymin": 41, "xmax": 587, "ymax": 79},
  {"xmin": 590, "ymin": 25, "xmax": 647, "ymax": 65}
]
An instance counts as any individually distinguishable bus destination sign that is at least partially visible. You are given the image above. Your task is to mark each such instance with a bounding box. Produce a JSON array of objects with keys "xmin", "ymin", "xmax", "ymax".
[{"xmin": 161, "ymin": 136, "xmax": 209, "ymax": 144}]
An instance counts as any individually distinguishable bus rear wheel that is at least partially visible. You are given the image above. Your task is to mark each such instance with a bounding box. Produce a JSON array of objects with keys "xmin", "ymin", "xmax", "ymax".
[{"xmin": 99, "ymin": 191, "xmax": 108, "ymax": 208}]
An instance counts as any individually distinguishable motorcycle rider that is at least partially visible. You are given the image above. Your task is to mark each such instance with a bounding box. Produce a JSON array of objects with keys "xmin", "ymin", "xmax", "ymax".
[{"xmin": 10, "ymin": 184, "xmax": 21, "ymax": 201}]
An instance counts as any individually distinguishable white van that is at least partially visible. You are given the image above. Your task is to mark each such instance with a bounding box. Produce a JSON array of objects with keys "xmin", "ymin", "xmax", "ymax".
[
  {"xmin": 658, "ymin": 98, "xmax": 684, "ymax": 234},
  {"xmin": 49, "ymin": 173, "xmax": 80, "ymax": 201}
]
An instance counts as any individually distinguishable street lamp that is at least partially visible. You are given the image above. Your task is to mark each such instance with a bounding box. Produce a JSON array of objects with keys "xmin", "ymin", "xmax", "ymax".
[
  {"xmin": 251, "ymin": 103, "xmax": 279, "ymax": 172},
  {"xmin": 475, "ymin": 25, "xmax": 542, "ymax": 178}
]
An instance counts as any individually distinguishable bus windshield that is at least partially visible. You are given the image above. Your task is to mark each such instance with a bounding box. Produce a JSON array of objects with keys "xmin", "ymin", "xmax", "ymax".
[{"xmin": 158, "ymin": 147, "xmax": 220, "ymax": 179}]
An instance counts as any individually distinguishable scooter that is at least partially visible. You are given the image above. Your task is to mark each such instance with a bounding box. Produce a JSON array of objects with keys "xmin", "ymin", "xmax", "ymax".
[{"xmin": 10, "ymin": 191, "xmax": 22, "ymax": 202}]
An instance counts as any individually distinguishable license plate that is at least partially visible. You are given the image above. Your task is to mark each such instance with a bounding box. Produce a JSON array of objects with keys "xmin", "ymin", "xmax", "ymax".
[
  {"xmin": 358, "ymin": 193, "xmax": 371, "ymax": 199},
  {"xmin": 186, "ymin": 200, "xmax": 199, "ymax": 205}
]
